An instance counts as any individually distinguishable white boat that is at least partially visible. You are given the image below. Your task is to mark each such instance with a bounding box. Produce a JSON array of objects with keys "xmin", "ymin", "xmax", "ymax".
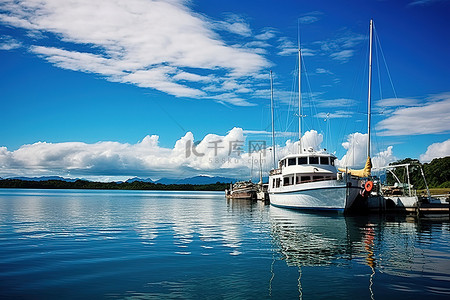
[
  {"xmin": 269, "ymin": 152, "xmax": 365, "ymax": 212},
  {"xmin": 268, "ymin": 20, "xmax": 376, "ymax": 212}
]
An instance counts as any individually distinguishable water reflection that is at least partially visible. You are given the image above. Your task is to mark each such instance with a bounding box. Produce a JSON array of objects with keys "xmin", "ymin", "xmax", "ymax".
[
  {"xmin": 267, "ymin": 206, "xmax": 450, "ymax": 299},
  {"xmin": 269, "ymin": 207, "xmax": 365, "ymax": 267},
  {"xmin": 1, "ymin": 190, "xmax": 449, "ymax": 299}
]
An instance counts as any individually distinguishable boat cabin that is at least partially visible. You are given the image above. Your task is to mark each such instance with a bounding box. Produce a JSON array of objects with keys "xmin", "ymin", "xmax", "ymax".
[{"xmin": 269, "ymin": 152, "xmax": 338, "ymax": 190}]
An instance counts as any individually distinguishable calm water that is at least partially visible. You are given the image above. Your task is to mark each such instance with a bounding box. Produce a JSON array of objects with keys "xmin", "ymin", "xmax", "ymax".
[{"xmin": 0, "ymin": 189, "xmax": 449, "ymax": 299}]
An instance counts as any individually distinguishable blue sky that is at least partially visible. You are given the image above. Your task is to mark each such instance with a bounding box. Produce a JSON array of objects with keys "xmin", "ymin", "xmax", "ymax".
[{"xmin": 0, "ymin": 0, "xmax": 449, "ymax": 180}]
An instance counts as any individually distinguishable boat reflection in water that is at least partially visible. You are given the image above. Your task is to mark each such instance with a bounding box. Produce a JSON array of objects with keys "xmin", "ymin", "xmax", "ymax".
[{"xmin": 269, "ymin": 206, "xmax": 364, "ymax": 266}]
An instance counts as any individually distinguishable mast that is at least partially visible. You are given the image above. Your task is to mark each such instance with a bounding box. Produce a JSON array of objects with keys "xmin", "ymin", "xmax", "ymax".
[
  {"xmin": 270, "ymin": 70, "xmax": 276, "ymax": 169},
  {"xmin": 367, "ymin": 19, "xmax": 373, "ymax": 159},
  {"xmin": 259, "ymin": 151, "xmax": 263, "ymax": 184},
  {"xmin": 298, "ymin": 44, "xmax": 302, "ymax": 154}
]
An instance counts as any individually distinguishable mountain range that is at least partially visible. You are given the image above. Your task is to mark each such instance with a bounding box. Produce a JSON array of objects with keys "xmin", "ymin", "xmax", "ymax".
[
  {"xmin": 126, "ymin": 175, "xmax": 236, "ymax": 185},
  {"xmin": 4, "ymin": 175, "xmax": 237, "ymax": 185}
]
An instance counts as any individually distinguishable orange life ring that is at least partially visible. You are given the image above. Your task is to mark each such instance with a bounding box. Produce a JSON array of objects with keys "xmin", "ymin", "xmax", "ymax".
[{"xmin": 365, "ymin": 181, "xmax": 373, "ymax": 192}]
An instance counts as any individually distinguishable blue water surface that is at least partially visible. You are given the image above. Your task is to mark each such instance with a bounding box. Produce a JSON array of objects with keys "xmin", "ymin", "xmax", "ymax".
[{"xmin": 0, "ymin": 189, "xmax": 449, "ymax": 299}]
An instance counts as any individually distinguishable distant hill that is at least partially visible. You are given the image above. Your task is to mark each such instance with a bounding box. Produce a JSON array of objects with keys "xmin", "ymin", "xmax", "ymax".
[
  {"xmin": 9, "ymin": 176, "xmax": 81, "ymax": 182},
  {"xmin": 125, "ymin": 177, "xmax": 154, "ymax": 183}
]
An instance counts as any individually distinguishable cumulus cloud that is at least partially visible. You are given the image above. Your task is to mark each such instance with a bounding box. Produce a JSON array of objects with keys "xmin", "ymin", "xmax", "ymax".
[
  {"xmin": 336, "ymin": 132, "xmax": 396, "ymax": 168},
  {"xmin": 377, "ymin": 92, "xmax": 450, "ymax": 136},
  {"xmin": 0, "ymin": 129, "xmax": 333, "ymax": 180},
  {"xmin": 0, "ymin": 128, "xmax": 249, "ymax": 179},
  {"xmin": 0, "ymin": 0, "xmax": 270, "ymax": 106},
  {"xmin": 419, "ymin": 139, "xmax": 450, "ymax": 162}
]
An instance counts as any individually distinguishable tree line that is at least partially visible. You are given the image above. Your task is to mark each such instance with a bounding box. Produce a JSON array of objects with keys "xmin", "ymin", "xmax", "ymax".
[{"xmin": 0, "ymin": 179, "xmax": 230, "ymax": 191}]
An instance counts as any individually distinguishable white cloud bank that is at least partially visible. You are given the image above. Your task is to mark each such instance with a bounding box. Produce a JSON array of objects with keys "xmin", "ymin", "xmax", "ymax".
[
  {"xmin": 0, "ymin": 0, "xmax": 270, "ymax": 105},
  {"xmin": 0, "ymin": 128, "xmax": 400, "ymax": 181},
  {"xmin": 0, "ymin": 128, "xmax": 248, "ymax": 180},
  {"xmin": 419, "ymin": 139, "xmax": 450, "ymax": 163}
]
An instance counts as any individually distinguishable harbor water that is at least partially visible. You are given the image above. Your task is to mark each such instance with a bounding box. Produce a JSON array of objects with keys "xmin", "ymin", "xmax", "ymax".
[{"xmin": 1, "ymin": 189, "xmax": 449, "ymax": 299}]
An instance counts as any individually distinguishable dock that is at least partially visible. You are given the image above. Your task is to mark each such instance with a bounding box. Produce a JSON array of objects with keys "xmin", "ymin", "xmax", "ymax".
[{"xmin": 367, "ymin": 194, "xmax": 450, "ymax": 218}]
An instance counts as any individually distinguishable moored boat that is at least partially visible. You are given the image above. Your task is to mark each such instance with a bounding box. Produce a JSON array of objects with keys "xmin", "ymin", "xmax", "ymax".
[{"xmin": 268, "ymin": 20, "xmax": 377, "ymax": 212}]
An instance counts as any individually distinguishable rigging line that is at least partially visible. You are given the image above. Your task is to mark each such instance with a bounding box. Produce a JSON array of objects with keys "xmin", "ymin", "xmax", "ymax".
[
  {"xmin": 375, "ymin": 23, "xmax": 398, "ymax": 100},
  {"xmin": 337, "ymin": 29, "xmax": 368, "ymax": 154},
  {"xmin": 375, "ymin": 33, "xmax": 383, "ymax": 103},
  {"xmin": 302, "ymin": 53, "xmax": 322, "ymax": 135},
  {"xmin": 286, "ymin": 63, "xmax": 298, "ymax": 134},
  {"xmin": 373, "ymin": 30, "xmax": 384, "ymax": 158},
  {"xmin": 339, "ymin": 25, "xmax": 371, "ymax": 160}
]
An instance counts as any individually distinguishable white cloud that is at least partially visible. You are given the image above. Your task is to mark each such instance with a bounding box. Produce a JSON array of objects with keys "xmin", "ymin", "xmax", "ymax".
[
  {"xmin": 277, "ymin": 37, "xmax": 316, "ymax": 57},
  {"xmin": 0, "ymin": 0, "xmax": 269, "ymax": 105},
  {"xmin": 298, "ymin": 11, "xmax": 323, "ymax": 24},
  {"xmin": 243, "ymin": 130, "xmax": 297, "ymax": 137},
  {"xmin": 0, "ymin": 128, "xmax": 401, "ymax": 180},
  {"xmin": 315, "ymin": 111, "xmax": 353, "ymax": 119},
  {"xmin": 419, "ymin": 139, "xmax": 450, "ymax": 162},
  {"xmin": 408, "ymin": 0, "xmax": 445, "ymax": 6},
  {"xmin": 316, "ymin": 68, "xmax": 333, "ymax": 75},
  {"xmin": 314, "ymin": 31, "xmax": 365, "ymax": 63},
  {"xmin": 0, "ymin": 35, "xmax": 22, "ymax": 50},
  {"xmin": 214, "ymin": 13, "xmax": 252, "ymax": 37},
  {"xmin": 0, "ymin": 128, "xmax": 249, "ymax": 179},
  {"xmin": 277, "ymin": 37, "xmax": 297, "ymax": 56},
  {"xmin": 375, "ymin": 97, "xmax": 420, "ymax": 108},
  {"xmin": 336, "ymin": 133, "xmax": 396, "ymax": 168},
  {"xmin": 0, "ymin": 128, "xmax": 329, "ymax": 180},
  {"xmin": 377, "ymin": 92, "xmax": 450, "ymax": 136},
  {"xmin": 255, "ymin": 28, "xmax": 277, "ymax": 41},
  {"xmin": 330, "ymin": 49, "xmax": 354, "ymax": 62},
  {"xmin": 372, "ymin": 146, "xmax": 396, "ymax": 169},
  {"xmin": 298, "ymin": 16, "xmax": 319, "ymax": 24}
]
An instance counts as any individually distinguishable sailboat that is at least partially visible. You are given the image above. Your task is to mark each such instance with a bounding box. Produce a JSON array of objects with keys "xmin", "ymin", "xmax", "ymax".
[{"xmin": 268, "ymin": 20, "xmax": 375, "ymax": 212}]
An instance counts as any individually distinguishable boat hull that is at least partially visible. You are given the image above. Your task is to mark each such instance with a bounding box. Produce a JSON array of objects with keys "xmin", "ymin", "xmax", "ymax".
[{"xmin": 269, "ymin": 180, "xmax": 362, "ymax": 212}]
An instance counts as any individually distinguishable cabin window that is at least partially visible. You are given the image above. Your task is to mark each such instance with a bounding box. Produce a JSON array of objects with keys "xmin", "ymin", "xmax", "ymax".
[
  {"xmin": 288, "ymin": 158, "xmax": 296, "ymax": 166},
  {"xmin": 330, "ymin": 158, "xmax": 335, "ymax": 166},
  {"xmin": 301, "ymin": 176, "xmax": 310, "ymax": 182},
  {"xmin": 320, "ymin": 157, "xmax": 329, "ymax": 165},
  {"xmin": 283, "ymin": 177, "xmax": 290, "ymax": 186},
  {"xmin": 313, "ymin": 176, "xmax": 324, "ymax": 181},
  {"xmin": 310, "ymin": 157, "xmax": 319, "ymax": 164},
  {"xmin": 296, "ymin": 175, "xmax": 301, "ymax": 184},
  {"xmin": 272, "ymin": 179, "xmax": 275, "ymax": 188},
  {"xmin": 276, "ymin": 178, "xmax": 281, "ymax": 188},
  {"xmin": 298, "ymin": 157, "xmax": 307, "ymax": 165}
]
